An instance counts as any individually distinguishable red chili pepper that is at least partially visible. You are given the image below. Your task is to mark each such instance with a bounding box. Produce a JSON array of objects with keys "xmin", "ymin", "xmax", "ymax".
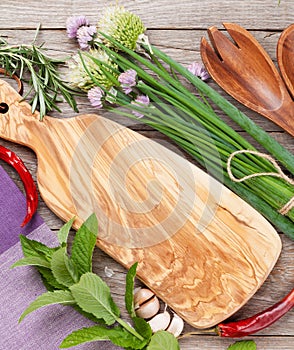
[
  {"xmin": 217, "ymin": 288, "xmax": 294, "ymax": 337},
  {"xmin": 0, "ymin": 145, "xmax": 38, "ymax": 226}
]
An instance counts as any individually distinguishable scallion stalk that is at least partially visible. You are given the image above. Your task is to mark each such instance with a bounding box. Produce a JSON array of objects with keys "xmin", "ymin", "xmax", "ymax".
[{"xmin": 76, "ymin": 34, "xmax": 294, "ymax": 239}]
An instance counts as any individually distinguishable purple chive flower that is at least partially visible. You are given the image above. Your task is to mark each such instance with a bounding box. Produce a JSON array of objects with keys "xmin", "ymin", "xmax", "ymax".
[
  {"xmin": 77, "ymin": 25, "xmax": 97, "ymax": 50},
  {"xmin": 66, "ymin": 15, "xmax": 90, "ymax": 39},
  {"xmin": 131, "ymin": 95, "xmax": 150, "ymax": 118},
  {"xmin": 118, "ymin": 69, "xmax": 137, "ymax": 94},
  {"xmin": 187, "ymin": 62, "xmax": 210, "ymax": 81},
  {"xmin": 88, "ymin": 86, "xmax": 104, "ymax": 109}
]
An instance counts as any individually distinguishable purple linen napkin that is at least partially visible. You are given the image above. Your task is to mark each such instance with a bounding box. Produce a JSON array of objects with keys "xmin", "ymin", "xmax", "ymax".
[
  {"xmin": 0, "ymin": 165, "xmax": 43, "ymax": 254},
  {"xmin": 0, "ymin": 165, "xmax": 120, "ymax": 349}
]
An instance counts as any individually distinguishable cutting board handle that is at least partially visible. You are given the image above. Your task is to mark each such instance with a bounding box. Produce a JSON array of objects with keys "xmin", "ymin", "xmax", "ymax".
[{"xmin": 0, "ymin": 79, "xmax": 46, "ymax": 148}]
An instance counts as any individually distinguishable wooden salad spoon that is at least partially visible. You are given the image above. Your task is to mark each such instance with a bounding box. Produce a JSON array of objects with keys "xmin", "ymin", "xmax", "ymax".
[
  {"xmin": 200, "ymin": 23, "xmax": 294, "ymax": 136},
  {"xmin": 277, "ymin": 23, "xmax": 294, "ymax": 99}
]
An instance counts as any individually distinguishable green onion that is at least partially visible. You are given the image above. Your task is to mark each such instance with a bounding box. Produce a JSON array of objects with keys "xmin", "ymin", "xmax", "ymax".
[{"xmin": 72, "ymin": 33, "xmax": 294, "ymax": 240}]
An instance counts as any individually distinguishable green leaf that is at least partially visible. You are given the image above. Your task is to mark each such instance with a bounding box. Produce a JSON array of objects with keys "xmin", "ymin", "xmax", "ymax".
[
  {"xmin": 51, "ymin": 247, "xmax": 77, "ymax": 287},
  {"xmin": 71, "ymin": 214, "xmax": 98, "ymax": 277},
  {"xmin": 69, "ymin": 272, "xmax": 120, "ymax": 325},
  {"xmin": 11, "ymin": 256, "xmax": 50, "ymax": 269},
  {"xmin": 58, "ymin": 217, "xmax": 75, "ymax": 245},
  {"xmin": 133, "ymin": 316, "xmax": 152, "ymax": 340},
  {"xmin": 125, "ymin": 262, "xmax": 138, "ymax": 318},
  {"xmin": 60, "ymin": 325, "xmax": 147, "ymax": 349},
  {"xmin": 38, "ymin": 267, "xmax": 67, "ymax": 291},
  {"xmin": 147, "ymin": 331, "xmax": 180, "ymax": 350},
  {"xmin": 60, "ymin": 325, "xmax": 110, "ymax": 348},
  {"xmin": 19, "ymin": 234, "xmax": 59, "ymax": 260},
  {"xmin": 108, "ymin": 326, "xmax": 148, "ymax": 349},
  {"xmin": 82, "ymin": 213, "xmax": 99, "ymax": 234},
  {"xmin": 19, "ymin": 290, "xmax": 75, "ymax": 323},
  {"xmin": 72, "ymin": 304, "xmax": 106, "ymax": 324},
  {"xmin": 227, "ymin": 340, "xmax": 257, "ymax": 350}
]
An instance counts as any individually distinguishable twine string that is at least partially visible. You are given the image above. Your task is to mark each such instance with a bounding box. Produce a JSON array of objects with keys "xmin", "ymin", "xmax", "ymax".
[{"xmin": 227, "ymin": 150, "xmax": 294, "ymax": 215}]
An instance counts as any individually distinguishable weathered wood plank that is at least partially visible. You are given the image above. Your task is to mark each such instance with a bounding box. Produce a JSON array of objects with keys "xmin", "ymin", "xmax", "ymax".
[
  {"xmin": 0, "ymin": 0, "xmax": 292, "ymax": 30},
  {"xmin": 0, "ymin": 28, "xmax": 282, "ymax": 60},
  {"xmin": 179, "ymin": 336, "xmax": 294, "ymax": 350},
  {"xmin": 1, "ymin": 28, "xmax": 293, "ymax": 134},
  {"xmin": 0, "ymin": 1, "xmax": 293, "ymax": 346}
]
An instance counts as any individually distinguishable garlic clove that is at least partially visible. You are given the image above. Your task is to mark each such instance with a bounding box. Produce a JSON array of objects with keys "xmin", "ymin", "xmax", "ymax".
[
  {"xmin": 135, "ymin": 296, "xmax": 160, "ymax": 319},
  {"xmin": 166, "ymin": 313, "xmax": 184, "ymax": 338},
  {"xmin": 134, "ymin": 288, "xmax": 160, "ymax": 319},
  {"xmin": 148, "ymin": 310, "xmax": 171, "ymax": 333},
  {"xmin": 134, "ymin": 288, "xmax": 155, "ymax": 309}
]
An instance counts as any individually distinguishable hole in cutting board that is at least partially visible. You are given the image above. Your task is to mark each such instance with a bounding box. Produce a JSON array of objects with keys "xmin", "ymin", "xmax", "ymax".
[{"xmin": 0, "ymin": 103, "xmax": 8, "ymax": 114}]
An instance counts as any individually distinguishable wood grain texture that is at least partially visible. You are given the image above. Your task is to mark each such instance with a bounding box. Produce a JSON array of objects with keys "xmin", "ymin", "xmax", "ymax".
[
  {"xmin": 2, "ymin": 28, "xmax": 293, "ymax": 136},
  {"xmin": 277, "ymin": 23, "xmax": 294, "ymax": 99},
  {"xmin": 201, "ymin": 23, "xmax": 294, "ymax": 136},
  {"xmin": 0, "ymin": 0, "xmax": 293, "ymax": 30},
  {"xmin": 0, "ymin": 79, "xmax": 282, "ymax": 328},
  {"xmin": 0, "ymin": 1, "xmax": 293, "ymax": 348}
]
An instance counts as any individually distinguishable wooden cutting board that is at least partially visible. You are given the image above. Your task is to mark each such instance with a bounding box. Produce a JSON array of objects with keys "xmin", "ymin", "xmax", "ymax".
[{"xmin": 0, "ymin": 79, "xmax": 281, "ymax": 328}]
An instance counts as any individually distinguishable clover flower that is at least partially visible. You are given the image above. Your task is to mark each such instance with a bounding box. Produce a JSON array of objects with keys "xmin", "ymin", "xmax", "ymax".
[
  {"xmin": 131, "ymin": 95, "xmax": 150, "ymax": 118},
  {"xmin": 77, "ymin": 25, "xmax": 97, "ymax": 50},
  {"xmin": 187, "ymin": 62, "xmax": 210, "ymax": 81},
  {"xmin": 98, "ymin": 5, "xmax": 145, "ymax": 50},
  {"xmin": 118, "ymin": 69, "xmax": 137, "ymax": 94},
  {"xmin": 66, "ymin": 15, "xmax": 90, "ymax": 39},
  {"xmin": 88, "ymin": 86, "xmax": 104, "ymax": 108},
  {"xmin": 68, "ymin": 49, "xmax": 118, "ymax": 91}
]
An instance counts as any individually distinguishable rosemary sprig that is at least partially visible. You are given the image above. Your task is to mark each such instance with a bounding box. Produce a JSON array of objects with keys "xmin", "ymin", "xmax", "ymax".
[{"xmin": 0, "ymin": 38, "xmax": 78, "ymax": 120}]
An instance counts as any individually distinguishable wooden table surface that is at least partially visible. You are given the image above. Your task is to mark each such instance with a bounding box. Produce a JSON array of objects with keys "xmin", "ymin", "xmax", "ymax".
[{"xmin": 1, "ymin": 1, "xmax": 293, "ymax": 349}]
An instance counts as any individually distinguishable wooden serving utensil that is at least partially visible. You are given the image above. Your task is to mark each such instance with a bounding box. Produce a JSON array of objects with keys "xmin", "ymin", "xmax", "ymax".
[
  {"xmin": 277, "ymin": 23, "xmax": 294, "ymax": 99},
  {"xmin": 0, "ymin": 79, "xmax": 282, "ymax": 328},
  {"xmin": 200, "ymin": 23, "xmax": 294, "ymax": 136}
]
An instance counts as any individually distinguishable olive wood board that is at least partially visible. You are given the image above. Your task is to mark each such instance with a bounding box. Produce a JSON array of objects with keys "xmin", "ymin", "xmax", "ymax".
[{"xmin": 0, "ymin": 79, "xmax": 281, "ymax": 328}]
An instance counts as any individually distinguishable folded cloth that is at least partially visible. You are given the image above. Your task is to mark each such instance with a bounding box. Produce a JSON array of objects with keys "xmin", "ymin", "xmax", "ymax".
[
  {"xmin": 0, "ymin": 165, "xmax": 43, "ymax": 254},
  {"xmin": 0, "ymin": 165, "xmax": 120, "ymax": 350}
]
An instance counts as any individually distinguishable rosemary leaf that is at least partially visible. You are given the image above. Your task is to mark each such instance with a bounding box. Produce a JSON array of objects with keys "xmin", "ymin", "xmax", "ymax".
[{"xmin": 0, "ymin": 37, "xmax": 78, "ymax": 120}]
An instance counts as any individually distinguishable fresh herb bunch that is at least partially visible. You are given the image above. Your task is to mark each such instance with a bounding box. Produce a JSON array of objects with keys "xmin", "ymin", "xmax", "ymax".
[
  {"xmin": 67, "ymin": 23, "xmax": 294, "ymax": 240},
  {"xmin": 0, "ymin": 35, "xmax": 78, "ymax": 120},
  {"xmin": 12, "ymin": 215, "xmax": 180, "ymax": 349},
  {"xmin": 12, "ymin": 215, "xmax": 256, "ymax": 350}
]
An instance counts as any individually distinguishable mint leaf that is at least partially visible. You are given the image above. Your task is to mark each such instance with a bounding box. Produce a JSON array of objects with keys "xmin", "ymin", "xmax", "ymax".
[
  {"xmin": 58, "ymin": 217, "xmax": 75, "ymax": 245},
  {"xmin": 147, "ymin": 331, "xmax": 180, "ymax": 350},
  {"xmin": 51, "ymin": 247, "xmax": 77, "ymax": 287},
  {"xmin": 60, "ymin": 325, "xmax": 147, "ymax": 349},
  {"xmin": 227, "ymin": 340, "xmax": 257, "ymax": 350},
  {"xmin": 125, "ymin": 262, "xmax": 138, "ymax": 318},
  {"xmin": 70, "ymin": 272, "xmax": 120, "ymax": 325},
  {"xmin": 108, "ymin": 326, "xmax": 148, "ymax": 349},
  {"xmin": 60, "ymin": 325, "xmax": 110, "ymax": 348},
  {"xmin": 11, "ymin": 256, "xmax": 51, "ymax": 269},
  {"xmin": 38, "ymin": 267, "xmax": 67, "ymax": 291},
  {"xmin": 72, "ymin": 304, "xmax": 107, "ymax": 324},
  {"xmin": 19, "ymin": 234, "xmax": 58, "ymax": 260},
  {"xmin": 82, "ymin": 213, "xmax": 98, "ymax": 234},
  {"xmin": 71, "ymin": 214, "xmax": 98, "ymax": 277},
  {"xmin": 133, "ymin": 316, "xmax": 152, "ymax": 340},
  {"xmin": 19, "ymin": 290, "xmax": 75, "ymax": 323}
]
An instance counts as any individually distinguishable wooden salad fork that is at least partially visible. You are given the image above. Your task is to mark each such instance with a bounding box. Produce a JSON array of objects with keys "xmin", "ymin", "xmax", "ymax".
[
  {"xmin": 200, "ymin": 23, "xmax": 294, "ymax": 137},
  {"xmin": 277, "ymin": 23, "xmax": 294, "ymax": 99}
]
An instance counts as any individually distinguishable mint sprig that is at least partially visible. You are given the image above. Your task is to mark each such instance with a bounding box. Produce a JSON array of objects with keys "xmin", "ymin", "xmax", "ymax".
[
  {"xmin": 12, "ymin": 214, "xmax": 179, "ymax": 349},
  {"xmin": 227, "ymin": 340, "xmax": 257, "ymax": 350}
]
